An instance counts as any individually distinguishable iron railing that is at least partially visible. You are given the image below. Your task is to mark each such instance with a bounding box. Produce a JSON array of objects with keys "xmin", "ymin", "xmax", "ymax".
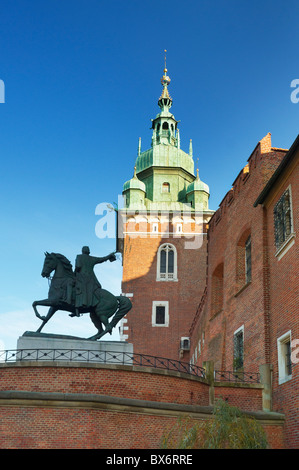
[
  {"xmin": 0, "ymin": 350, "xmax": 261, "ymax": 383},
  {"xmin": 0, "ymin": 349, "xmax": 206, "ymax": 379},
  {"xmin": 214, "ymin": 370, "xmax": 260, "ymax": 383}
]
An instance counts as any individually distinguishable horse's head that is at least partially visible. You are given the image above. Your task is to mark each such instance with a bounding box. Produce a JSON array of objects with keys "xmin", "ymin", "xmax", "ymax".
[
  {"xmin": 41, "ymin": 252, "xmax": 57, "ymax": 278},
  {"xmin": 41, "ymin": 252, "xmax": 74, "ymax": 279}
]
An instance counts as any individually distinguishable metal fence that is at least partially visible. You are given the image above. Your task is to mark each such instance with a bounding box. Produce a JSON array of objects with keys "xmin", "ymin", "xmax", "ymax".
[
  {"xmin": 0, "ymin": 349, "xmax": 261, "ymax": 383},
  {"xmin": 214, "ymin": 370, "xmax": 260, "ymax": 383},
  {"xmin": 0, "ymin": 349, "xmax": 206, "ymax": 379}
]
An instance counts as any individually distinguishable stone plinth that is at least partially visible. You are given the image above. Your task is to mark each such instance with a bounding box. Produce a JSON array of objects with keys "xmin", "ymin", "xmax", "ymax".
[{"xmin": 16, "ymin": 332, "xmax": 133, "ymax": 364}]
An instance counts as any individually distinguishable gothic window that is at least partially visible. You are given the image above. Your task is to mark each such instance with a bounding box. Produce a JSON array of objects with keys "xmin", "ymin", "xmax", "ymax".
[
  {"xmin": 274, "ymin": 188, "xmax": 293, "ymax": 250},
  {"xmin": 152, "ymin": 301, "xmax": 169, "ymax": 327},
  {"xmin": 233, "ymin": 326, "xmax": 244, "ymax": 371},
  {"xmin": 157, "ymin": 243, "xmax": 177, "ymax": 281}
]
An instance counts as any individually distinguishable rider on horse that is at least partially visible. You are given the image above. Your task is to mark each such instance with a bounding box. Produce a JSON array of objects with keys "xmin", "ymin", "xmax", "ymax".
[{"xmin": 74, "ymin": 246, "xmax": 116, "ymax": 316}]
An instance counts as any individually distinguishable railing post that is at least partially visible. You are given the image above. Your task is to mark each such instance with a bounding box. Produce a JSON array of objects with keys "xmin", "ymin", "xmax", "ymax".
[
  {"xmin": 259, "ymin": 364, "xmax": 273, "ymax": 412},
  {"xmin": 203, "ymin": 360, "xmax": 215, "ymax": 405}
]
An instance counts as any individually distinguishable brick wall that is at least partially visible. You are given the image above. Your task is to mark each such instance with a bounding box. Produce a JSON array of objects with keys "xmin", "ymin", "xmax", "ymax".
[
  {"xmin": 0, "ymin": 362, "xmax": 210, "ymax": 406},
  {"xmin": 189, "ymin": 134, "xmax": 299, "ymax": 448},
  {"xmin": 0, "ymin": 362, "xmax": 285, "ymax": 449},
  {"xmin": 190, "ymin": 134, "xmax": 287, "ymax": 373},
  {"xmin": 121, "ymin": 217, "xmax": 208, "ymax": 360},
  {"xmin": 263, "ymin": 149, "xmax": 299, "ymax": 449}
]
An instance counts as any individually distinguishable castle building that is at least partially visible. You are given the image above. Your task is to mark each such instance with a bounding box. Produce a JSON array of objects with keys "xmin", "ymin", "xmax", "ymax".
[
  {"xmin": 0, "ymin": 63, "xmax": 296, "ymax": 450},
  {"xmin": 189, "ymin": 133, "xmax": 298, "ymax": 448},
  {"xmin": 118, "ymin": 62, "xmax": 298, "ymax": 448},
  {"xmin": 118, "ymin": 64, "xmax": 213, "ymax": 359}
]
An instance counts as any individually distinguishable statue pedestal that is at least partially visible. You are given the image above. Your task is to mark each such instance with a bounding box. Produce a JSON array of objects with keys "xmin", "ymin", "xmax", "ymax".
[{"xmin": 16, "ymin": 332, "xmax": 133, "ymax": 365}]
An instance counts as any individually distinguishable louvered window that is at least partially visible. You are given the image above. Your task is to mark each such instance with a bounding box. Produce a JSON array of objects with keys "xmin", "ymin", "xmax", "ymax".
[{"xmin": 274, "ymin": 189, "xmax": 292, "ymax": 249}]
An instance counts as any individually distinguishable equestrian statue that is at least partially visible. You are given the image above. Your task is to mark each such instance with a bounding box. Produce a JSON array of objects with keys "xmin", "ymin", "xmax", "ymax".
[{"xmin": 32, "ymin": 246, "xmax": 132, "ymax": 340}]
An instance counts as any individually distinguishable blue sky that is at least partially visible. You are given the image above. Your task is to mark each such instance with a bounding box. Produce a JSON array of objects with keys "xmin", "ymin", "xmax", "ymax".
[{"xmin": 0, "ymin": 0, "xmax": 298, "ymax": 350}]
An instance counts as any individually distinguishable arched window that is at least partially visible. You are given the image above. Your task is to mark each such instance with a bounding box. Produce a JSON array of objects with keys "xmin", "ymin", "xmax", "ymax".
[
  {"xmin": 162, "ymin": 122, "xmax": 169, "ymax": 130},
  {"xmin": 162, "ymin": 182, "xmax": 170, "ymax": 193},
  {"xmin": 236, "ymin": 228, "xmax": 251, "ymax": 291},
  {"xmin": 157, "ymin": 243, "xmax": 177, "ymax": 281}
]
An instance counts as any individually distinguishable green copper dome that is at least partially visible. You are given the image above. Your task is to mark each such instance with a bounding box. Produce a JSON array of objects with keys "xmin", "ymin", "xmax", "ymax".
[
  {"xmin": 123, "ymin": 167, "xmax": 146, "ymax": 193},
  {"xmin": 186, "ymin": 170, "xmax": 210, "ymax": 195},
  {"xmin": 122, "ymin": 56, "xmax": 213, "ymax": 215}
]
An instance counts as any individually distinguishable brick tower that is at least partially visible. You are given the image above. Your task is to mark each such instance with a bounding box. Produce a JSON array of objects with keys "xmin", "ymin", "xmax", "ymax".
[{"xmin": 118, "ymin": 60, "xmax": 214, "ymax": 360}]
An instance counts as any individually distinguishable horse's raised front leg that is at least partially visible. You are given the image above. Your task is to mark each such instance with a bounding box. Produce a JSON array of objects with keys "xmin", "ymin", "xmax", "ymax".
[
  {"xmin": 36, "ymin": 306, "xmax": 58, "ymax": 333},
  {"xmin": 32, "ymin": 299, "xmax": 54, "ymax": 321}
]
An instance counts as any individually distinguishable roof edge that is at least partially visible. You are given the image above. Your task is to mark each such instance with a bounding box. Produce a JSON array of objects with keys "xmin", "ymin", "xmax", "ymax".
[{"xmin": 254, "ymin": 134, "xmax": 299, "ymax": 207}]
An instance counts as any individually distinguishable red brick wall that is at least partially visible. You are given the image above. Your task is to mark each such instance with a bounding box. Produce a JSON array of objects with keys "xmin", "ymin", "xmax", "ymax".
[
  {"xmin": 0, "ymin": 405, "xmax": 285, "ymax": 449},
  {"xmin": 190, "ymin": 135, "xmax": 287, "ymax": 374},
  {"xmin": 121, "ymin": 220, "xmax": 208, "ymax": 360},
  {"xmin": 214, "ymin": 385, "xmax": 263, "ymax": 411},
  {"xmin": 0, "ymin": 406, "xmax": 190, "ymax": 449},
  {"xmin": 189, "ymin": 134, "xmax": 299, "ymax": 449},
  {"xmin": 0, "ymin": 363, "xmax": 285, "ymax": 449},
  {"xmin": 0, "ymin": 363, "xmax": 210, "ymax": 406},
  {"xmin": 264, "ymin": 151, "xmax": 299, "ymax": 449}
]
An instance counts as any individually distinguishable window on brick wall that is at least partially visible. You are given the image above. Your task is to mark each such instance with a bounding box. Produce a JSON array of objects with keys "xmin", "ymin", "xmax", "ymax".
[
  {"xmin": 274, "ymin": 187, "xmax": 294, "ymax": 255},
  {"xmin": 236, "ymin": 229, "xmax": 252, "ymax": 292},
  {"xmin": 157, "ymin": 243, "xmax": 177, "ymax": 281},
  {"xmin": 233, "ymin": 326, "xmax": 244, "ymax": 371},
  {"xmin": 211, "ymin": 263, "xmax": 224, "ymax": 315},
  {"xmin": 152, "ymin": 301, "xmax": 169, "ymax": 327},
  {"xmin": 277, "ymin": 331, "xmax": 292, "ymax": 384},
  {"xmin": 245, "ymin": 235, "xmax": 252, "ymax": 284}
]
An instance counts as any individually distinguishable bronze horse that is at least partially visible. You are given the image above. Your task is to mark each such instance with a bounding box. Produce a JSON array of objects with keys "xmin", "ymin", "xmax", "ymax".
[{"xmin": 32, "ymin": 252, "xmax": 132, "ymax": 340}]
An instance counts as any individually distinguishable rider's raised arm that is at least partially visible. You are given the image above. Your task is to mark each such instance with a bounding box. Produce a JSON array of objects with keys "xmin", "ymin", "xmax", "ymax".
[
  {"xmin": 92, "ymin": 253, "xmax": 116, "ymax": 265},
  {"xmin": 92, "ymin": 255, "xmax": 110, "ymax": 265}
]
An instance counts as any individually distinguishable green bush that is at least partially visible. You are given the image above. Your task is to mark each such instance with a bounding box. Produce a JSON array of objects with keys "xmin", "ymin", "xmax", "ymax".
[{"xmin": 161, "ymin": 399, "xmax": 268, "ymax": 449}]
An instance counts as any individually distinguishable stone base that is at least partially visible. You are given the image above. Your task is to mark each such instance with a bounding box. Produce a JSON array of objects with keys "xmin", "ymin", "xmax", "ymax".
[{"xmin": 16, "ymin": 331, "xmax": 133, "ymax": 364}]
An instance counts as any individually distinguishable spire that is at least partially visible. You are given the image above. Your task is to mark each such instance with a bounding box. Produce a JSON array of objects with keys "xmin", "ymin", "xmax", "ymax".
[
  {"xmin": 158, "ymin": 50, "xmax": 172, "ymax": 110},
  {"xmin": 150, "ymin": 51, "xmax": 180, "ymax": 147}
]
